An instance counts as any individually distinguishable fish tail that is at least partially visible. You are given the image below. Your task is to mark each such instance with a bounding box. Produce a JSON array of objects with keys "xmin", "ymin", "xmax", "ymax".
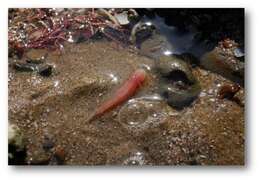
[{"xmin": 86, "ymin": 111, "xmax": 97, "ymax": 123}]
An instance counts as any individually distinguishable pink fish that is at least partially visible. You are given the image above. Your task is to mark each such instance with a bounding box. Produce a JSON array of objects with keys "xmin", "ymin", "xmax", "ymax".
[{"xmin": 86, "ymin": 69, "xmax": 147, "ymax": 123}]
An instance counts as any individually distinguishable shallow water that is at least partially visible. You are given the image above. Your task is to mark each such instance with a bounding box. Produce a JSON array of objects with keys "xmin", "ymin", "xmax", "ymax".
[
  {"xmin": 8, "ymin": 8, "xmax": 244, "ymax": 165},
  {"xmin": 139, "ymin": 15, "xmax": 212, "ymax": 58},
  {"xmin": 9, "ymin": 40, "xmax": 244, "ymax": 165}
]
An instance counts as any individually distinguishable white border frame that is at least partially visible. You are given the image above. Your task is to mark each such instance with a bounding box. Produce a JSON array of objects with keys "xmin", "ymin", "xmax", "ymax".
[{"xmin": 1, "ymin": 1, "xmax": 259, "ymax": 180}]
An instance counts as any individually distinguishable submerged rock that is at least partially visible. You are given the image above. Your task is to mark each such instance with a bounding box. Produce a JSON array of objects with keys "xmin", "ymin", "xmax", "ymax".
[
  {"xmin": 38, "ymin": 64, "xmax": 53, "ymax": 77},
  {"xmin": 8, "ymin": 123, "xmax": 26, "ymax": 165},
  {"xmin": 156, "ymin": 55, "xmax": 201, "ymax": 108},
  {"xmin": 8, "ymin": 123, "xmax": 25, "ymax": 150},
  {"xmin": 13, "ymin": 62, "xmax": 37, "ymax": 72},
  {"xmin": 200, "ymin": 39, "xmax": 244, "ymax": 86}
]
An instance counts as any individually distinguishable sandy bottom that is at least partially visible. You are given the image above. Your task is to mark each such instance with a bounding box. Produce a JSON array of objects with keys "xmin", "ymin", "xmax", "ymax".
[{"xmin": 8, "ymin": 40, "xmax": 244, "ymax": 165}]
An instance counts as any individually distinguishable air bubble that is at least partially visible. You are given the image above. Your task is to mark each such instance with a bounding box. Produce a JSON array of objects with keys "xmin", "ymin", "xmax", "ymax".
[
  {"xmin": 118, "ymin": 95, "xmax": 169, "ymax": 135},
  {"xmin": 122, "ymin": 151, "xmax": 147, "ymax": 165}
]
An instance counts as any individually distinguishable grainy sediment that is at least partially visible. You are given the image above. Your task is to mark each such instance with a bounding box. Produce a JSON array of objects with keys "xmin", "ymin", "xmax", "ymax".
[{"xmin": 9, "ymin": 41, "xmax": 244, "ymax": 165}]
